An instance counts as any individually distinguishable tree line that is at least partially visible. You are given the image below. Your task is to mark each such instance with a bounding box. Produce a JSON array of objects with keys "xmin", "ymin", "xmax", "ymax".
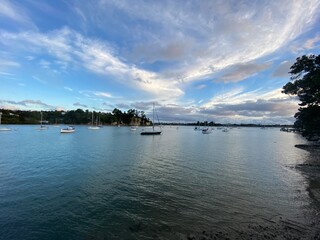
[{"xmin": 0, "ymin": 108, "xmax": 151, "ymax": 126}]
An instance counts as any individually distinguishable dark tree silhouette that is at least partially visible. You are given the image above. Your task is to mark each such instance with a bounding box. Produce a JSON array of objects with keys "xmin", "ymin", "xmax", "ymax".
[{"xmin": 282, "ymin": 54, "xmax": 320, "ymax": 139}]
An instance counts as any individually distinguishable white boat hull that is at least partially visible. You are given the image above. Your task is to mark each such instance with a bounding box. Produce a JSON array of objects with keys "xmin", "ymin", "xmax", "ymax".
[
  {"xmin": 0, "ymin": 128, "xmax": 12, "ymax": 131},
  {"xmin": 60, "ymin": 127, "xmax": 75, "ymax": 133},
  {"xmin": 60, "ymin": 129, "xmax": 75, "ymax": 133},
  {"xmin": 88, "ymin": 126, "xmax": 100, "ymax": 130}
]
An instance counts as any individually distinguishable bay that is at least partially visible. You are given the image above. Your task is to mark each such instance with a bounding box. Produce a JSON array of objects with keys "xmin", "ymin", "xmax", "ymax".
[{"xmin": 0, "ymin": 126, "xmax": 318, "ymax": 239}]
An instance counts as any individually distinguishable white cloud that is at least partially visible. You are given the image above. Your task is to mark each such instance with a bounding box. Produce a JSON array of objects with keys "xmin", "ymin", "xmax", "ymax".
[
  {"xmin": 192, "ymin": 87, "xmax": 299, "ymax": 123},
  {"xmin": 93, "ymin": 91, "xmax": 113, "ymax": 98},
  {"xmin": 303, "ymin": 35, "xmax": 320, "ymax": 49},
  {"xmin": 32, "ymin": 75, "xmax": 47, "ymax": 84},
  {"xmin": 290, "ymin": 34, "xmax": 320, "ymax": 53},
  {"xmin": 25, "ymin": 56, "xmax": 35, "ymax": 61},
  {"xmin": 0, "ymin": 0, "xmax": 318, "ymax": 98},
  {"xmin": 0, "ymin": 99, "xmax": 55, "ymax": 110},
  {"xmin": 0, "ymin": 71, "xmax": 15, "ymax": 76},
  {"xmin": 39, "ymin": 59, "xmax": 51, "ymax": 69},
  {"xmin": 0, "ymin": 59, "xmax": 20, "ymax": 68},
  {"xmin": 55, "ymin": 107, "xmax": 65, "ymax": 111},
  {"xmin": 79, "ymin": 90, "xmax": 116, "ymax": 100},
  {"xmin": 204, "ymin": 87, "xmax": 295, "ymax": 108},
  {"xmin": 0, "ymin": 27, "xmax": 183, "ymax": 99},
  {"xmin": 0, "ymin": 0, "xmax": 319, "ymax": 124},
  {"xmin": 217, "ymin": 62, "xmax": 272, "ymax": 83},
  {"xmin": 95, "ymin": 0, "xmax": 320, "ymax": 84},
  {"xmin": 73, "ymin": 102, "xmax": 88, "ymax": 108},
  {"xmin": 64, "ymin": 86, "xmax": 73, "ymax": 92},
  {"xmin": 195, "ymin": 84, "xmax": 206, "ymax": 90},
  {"xmin": 0, "ymin": 0, "xmax": 37, "ymax": 30}
]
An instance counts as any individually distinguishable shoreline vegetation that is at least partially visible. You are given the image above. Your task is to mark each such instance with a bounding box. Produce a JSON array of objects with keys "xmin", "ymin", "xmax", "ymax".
[
  {"xmin": 0, "ymin": 108, "xmax": 151, "ymax": 126},
  {"xmin": 0, "ymin": 108, "xmax": 293, "ymax": 128}
]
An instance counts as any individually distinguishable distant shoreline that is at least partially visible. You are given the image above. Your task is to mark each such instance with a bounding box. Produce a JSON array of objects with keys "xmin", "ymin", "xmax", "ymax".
[{"xmin": 0, "ymin": 123, "xmax": 293, "ymax": 128}]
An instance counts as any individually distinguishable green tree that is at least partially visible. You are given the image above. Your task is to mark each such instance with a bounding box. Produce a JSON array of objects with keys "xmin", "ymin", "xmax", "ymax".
[
  {"xmin": 282, "ymin": 54, "xmax": 320, "ymax": 139},
  {"xmin": 122, "ymin": 109, "xmax": 135, "ymax": 125},
  {"xmin": 112, "ymin": 108, "xmax": 123, "ymax": 124}
]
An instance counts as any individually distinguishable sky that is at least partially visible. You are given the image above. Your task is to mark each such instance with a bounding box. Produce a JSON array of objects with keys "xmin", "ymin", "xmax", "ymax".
[{"xmin": 0, "ymin": 0, "xmax": 320, "ymax": 124}]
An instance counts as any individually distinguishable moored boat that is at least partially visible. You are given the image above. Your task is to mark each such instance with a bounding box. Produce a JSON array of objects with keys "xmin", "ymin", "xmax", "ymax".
[
  {"xmin": 141, "ymin": 129, "xmax": 161, "ymax": 135},
  {"xmin": 38, "ymin": 125, "xmax": 48, "ymax": 130},
  {"xmin": 0, "ymin": 127, "xmax": 12, "ymax": 131},
  {"xmin": 88, "ymin": 112, "xmax": 100, "ymax": 130},
  {"xmin": 202, "ymin": 127, "xmax": 212, "ymax": 134},
  {"xmin": 130, "ymin": 126, "xmax": 138, "ymax": 131},
  {"xmin": 38, "ymin": 111, "xmax": 48, "ymax": 130},
  {"xmin": 140, "ymin": 103, "xmax": 162, "ymax": 135},
  {"xmin": 60, "ymin": 126, "xmax": 75, "ymax": 133},
  {"xmin": 88, "ymin": 126, "xmax": 100, "ymax": 130}
]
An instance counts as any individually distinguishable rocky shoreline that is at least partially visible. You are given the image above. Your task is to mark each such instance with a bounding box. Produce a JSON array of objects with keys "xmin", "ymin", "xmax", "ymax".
[{"xmin": 295, "ymin": 144, "xmax": 320, "ymax": 206}]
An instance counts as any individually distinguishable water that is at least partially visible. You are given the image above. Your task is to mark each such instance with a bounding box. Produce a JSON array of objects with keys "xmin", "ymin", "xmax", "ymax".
[{"xmin": 0, "ymin": 126, "xmax": 317, "ymax": 239}]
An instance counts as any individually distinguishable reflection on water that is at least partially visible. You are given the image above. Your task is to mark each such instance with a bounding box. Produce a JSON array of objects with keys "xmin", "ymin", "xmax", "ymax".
[{"xmin": 0, "ymin": 126, "xmax": 317, "ymax": 239}]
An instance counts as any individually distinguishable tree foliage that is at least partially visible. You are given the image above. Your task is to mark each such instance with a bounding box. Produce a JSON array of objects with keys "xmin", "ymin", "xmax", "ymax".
[
  {"xmin": 0, "ymin": 108, "xmax": 150, "ymax": 126},
  {"xmin": 282, "ymin": 54, "xmax": 320, "ymax": 138}
]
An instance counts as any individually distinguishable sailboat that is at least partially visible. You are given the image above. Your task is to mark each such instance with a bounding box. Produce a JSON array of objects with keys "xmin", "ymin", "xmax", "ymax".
[
  {"xmin": 202, "ymin": 121, "xmax": 212, "ymax": 134},
  {"xmin": 97, "ymin": 113, "xmax": 103, "ymax": 127},
  {"xmin": 0, "ymin": 112, "xmax": 12, "ymax": 131},
  {"xmin": 53, "ymin": 118, "xmax": 60, "ymax": 128},
  {"xmin": 38, "ymin": 111, "xmax": 48, "ymax": 130},
  {"xmin": 88, "ymin": 111, "xmax": 100, "ymax": 130},
  {"xmin": 141, "ymin": 103, "xmax": 162, "ymax": 135}
]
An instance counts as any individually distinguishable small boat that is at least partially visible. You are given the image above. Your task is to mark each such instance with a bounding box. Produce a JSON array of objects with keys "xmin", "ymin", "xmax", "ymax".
[
  {"xmin": 38, "ymin": 125, "xmax": 48, "ymax": 130},
  {"xmin": 38, "ymin": 111, "xmax": 48, "ymax": 130},
  {"xmin": 194, "ymin": 125, "xmax": 201, "ymax": 131},
  {"xmin": 60, "ymin": 126, "xmax": 75, "ymax": 133},
  {"xmin": 141, "ymin": 128, "xmax": 162, "ymax": 135},
  {"xmin": 202, "ymin": 127, "xmax": 212, "ymax": 134},
  {"xmin": 97, "ymin": 113, "xmax": 103, "ymax": 127},
  {"xmin": 53, "ymin": 118, "xmax": 60, "ymax": 127},
  {"xmin": 141, "ymin": 103, "xmax": 162, "ymax": 135},
  {"xmin": 88, "ymin": 126, "xmax": 100, "ymax": 130},
  {"xmin": 130, "ymin": 126, "xmax": 138, "ymax": 131},
  {"xmin": 0, "ymin": 127, "xmax": 12, "ymax": 131},
  {"xmin": 88, "ymin": 112, "xmax": 100, "ymax": 130}
]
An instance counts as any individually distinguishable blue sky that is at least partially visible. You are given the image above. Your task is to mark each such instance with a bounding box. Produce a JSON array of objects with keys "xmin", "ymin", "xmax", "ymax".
[{"xmin": 0, "ymin": 0, "xmax": 319, "ymax": 124}]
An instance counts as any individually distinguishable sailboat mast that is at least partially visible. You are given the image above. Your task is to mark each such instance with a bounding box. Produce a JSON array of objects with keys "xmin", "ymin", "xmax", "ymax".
[
  {"xmin": 152, "ymin": 103, "xmax": 155, "ymax": 131},
  {"xmin": 92, "ymin": 111, "xmax": 94, "ymax": 125}
]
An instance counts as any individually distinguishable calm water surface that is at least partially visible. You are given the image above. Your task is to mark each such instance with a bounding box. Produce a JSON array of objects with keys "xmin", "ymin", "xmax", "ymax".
[{"xmin": 0, "ymin": 126, "xmax": 317, "ymax": 239}]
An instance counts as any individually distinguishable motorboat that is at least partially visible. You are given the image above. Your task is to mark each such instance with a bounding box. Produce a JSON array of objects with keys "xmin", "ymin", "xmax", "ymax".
[{"xmin": 60, "ymin": 126, "xmax": 75, "ymax": 133}]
